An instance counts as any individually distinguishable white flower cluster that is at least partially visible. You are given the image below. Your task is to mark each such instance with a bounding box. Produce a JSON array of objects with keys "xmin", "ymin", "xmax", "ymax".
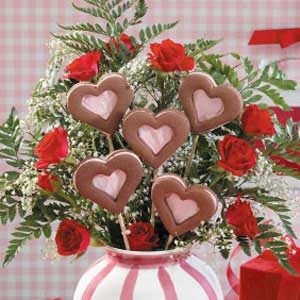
[
  {"xmin": 119, "ymin": 55, "xmax": 150, "ymax": 88},
  {"xmin": 46, "ymin": 38, "xmax": 77, "ymax": 87},
  {"xmin": 246, "ymin": 153, "xmax": 289, "ymax": 198},
  {"xmin": 13, "ymin": 161, "xmax": 38, "ymax": 215},
  {"xmin": 41, "ymin": 238, "xmax": 59, "ymax": 262}
]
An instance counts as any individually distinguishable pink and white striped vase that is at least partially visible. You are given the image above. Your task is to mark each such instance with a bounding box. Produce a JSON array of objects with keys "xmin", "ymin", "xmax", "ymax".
[{"xmin": 73, "ymin": 247, "xmax": 224, "ymax": 300}]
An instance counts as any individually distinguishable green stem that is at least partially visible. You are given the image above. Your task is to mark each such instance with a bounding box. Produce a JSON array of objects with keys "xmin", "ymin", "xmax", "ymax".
[
  {"xmin": 209, "ymin": 174, "xmax": 224, "ymax": 189},
  {"xmin": 184, "ymin": 135, "xmax": 199, "ymax": 178},
  {"xmin": 56, "ymin": 190, "xmax": 80, "ymax": 211}
]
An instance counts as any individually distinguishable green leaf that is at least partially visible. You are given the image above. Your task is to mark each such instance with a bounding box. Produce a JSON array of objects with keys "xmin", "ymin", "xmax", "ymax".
[
  {"xmin": 257, "ymin": 85, "xmax": 290, "ymax": 110},
  {"xmin": 279, "ymin": 259, "xmax": 298, "ymax": 275},
  {"xmin": 0, "ymin": 107, "xmax": 24, "ymax": 167},
  {"xmin": 138, "ymin": 22, "xmax": 178, "ymax": 45},
  {"xmin": 241, "ymin": 57, "xmax": 254, "ymax": 75},
  {"xmin": 52, "ymin": 32, "xmax": 106, "ymax": 53},
  {"xmin": 239, "ymin": 240, "xmax": 251, "ymax": 256},
  {"xmin": 257, "ymin": 231, "xmax": 282, "ymax": 240},
  {"xmin": 132, "ymin": 0, "xmax": 148, "ymax": 23},
  {"xmin": 244, "ymin": 94, "xmax": 263, "ymax": 103},
  {"xmin": 265, "ymin": 78, "xmax": 297, "ymax": 90},
  {"xmin": 42, "ymin": 224, "xmax": 52, "ymax": 238},
  {"xmin": 59, "ymin": 22, "xmax": 107, "ymax": 35},
  {"xmin": 254, "ymin": 239, "xmax": 262, "ymax": 254},
  {"xmin": 72, "ymin": 3, "xmax": 111, "ymax": 20}
]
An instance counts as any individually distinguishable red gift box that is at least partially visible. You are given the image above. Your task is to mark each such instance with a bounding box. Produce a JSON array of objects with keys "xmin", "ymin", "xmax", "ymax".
[{"xmin": 240, "ymin": 250, "xmax": 300, "ymax": 300}]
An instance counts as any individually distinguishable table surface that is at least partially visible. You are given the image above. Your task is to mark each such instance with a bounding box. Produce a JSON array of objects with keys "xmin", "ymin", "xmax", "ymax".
[{"xmin": 1, "ymin": 0, "xmax": 300, "ymax": 299}]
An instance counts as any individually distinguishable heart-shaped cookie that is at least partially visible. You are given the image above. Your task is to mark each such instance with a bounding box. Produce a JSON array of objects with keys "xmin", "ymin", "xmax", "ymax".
[
  {"xmin": 73, "ymin": 150, "xmax": 143, "ymax": 214},
  {"xmin": 152, "ymin": 174, "xmax": 218, "ymax": 236},
  {"xmin": 179, "ymin": 72, "xmax": 243, "ymax": 134},
  {"xmin": 122, "ymin": 109, "xmax": 190, "ymax": 169},
  {"xmin": 67, "ymin": 73, "xmax": 133, "ymax": 135}
]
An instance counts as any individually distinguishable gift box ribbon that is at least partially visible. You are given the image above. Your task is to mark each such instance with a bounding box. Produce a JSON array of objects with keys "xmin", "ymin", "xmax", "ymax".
[{"xmin": 249, "ymin": 28, "xmax": 300, "ymax": 48}]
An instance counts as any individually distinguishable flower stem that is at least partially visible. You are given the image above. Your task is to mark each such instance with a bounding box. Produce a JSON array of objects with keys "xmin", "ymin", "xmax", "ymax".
[{"xmin": 184, "ymin": 135, "xmax": 199, "ymax": 178}]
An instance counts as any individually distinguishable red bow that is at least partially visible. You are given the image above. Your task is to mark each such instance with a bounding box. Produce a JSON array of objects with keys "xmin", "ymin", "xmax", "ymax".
[{"xmin": 249, "ymin": 28, "xmax": 300, "ymax": 48}]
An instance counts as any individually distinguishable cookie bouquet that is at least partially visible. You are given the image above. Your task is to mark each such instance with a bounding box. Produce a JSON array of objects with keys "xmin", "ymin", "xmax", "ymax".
[{"xmin": 1, "ymin": 0, "xmax": 300, "ymax": 276}]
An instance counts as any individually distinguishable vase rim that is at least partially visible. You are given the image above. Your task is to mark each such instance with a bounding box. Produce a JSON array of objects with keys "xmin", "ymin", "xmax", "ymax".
[{"xmin": 105, "ymin": 246, "xmax": 187, "ymax": 256}]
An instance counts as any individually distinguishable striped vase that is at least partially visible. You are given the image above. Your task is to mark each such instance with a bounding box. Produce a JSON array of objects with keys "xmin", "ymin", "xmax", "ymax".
[{"xmin": 73, "ymin": 247, "xmax": 223, "ymax": 300}]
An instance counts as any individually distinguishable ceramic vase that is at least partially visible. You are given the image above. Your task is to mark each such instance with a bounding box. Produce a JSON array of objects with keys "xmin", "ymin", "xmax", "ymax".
[{"xmin": 73, "ymin": 247, "xmax": 223, "ymax": 300}]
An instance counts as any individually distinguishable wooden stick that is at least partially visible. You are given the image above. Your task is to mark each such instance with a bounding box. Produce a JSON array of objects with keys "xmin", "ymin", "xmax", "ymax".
[
  {"xmin": 184, "ymin": 135, "xmax": 199, "ymax": 178},
  {"xmin": 150, "ymin": 169, "xmax": 158, "ymax": 227},
  {"xmin": 118, "ymin": 214, "xmax": 131, "ymax": 250},
  {"xmin": 106, "ymin": 134, "xmax": 115, "ymax": 153},
  {"xmin": 165, "ymin": 234, "xmax": 174, "ymax": 250},
  {"xmin": 105, "ymin": 134, "xmax": 130, "ymax": 250}
]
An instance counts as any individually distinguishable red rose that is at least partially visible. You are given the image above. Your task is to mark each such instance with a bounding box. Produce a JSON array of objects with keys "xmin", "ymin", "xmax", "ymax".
[
  {"xmin": 34, "ymin": 127, "xmax": 69, "ymax": 169},
  {"xmin": 127, "ymin": 222, "xmax": 159, "ymax": 251},
  {"xmin": 149, "ymin": 39, "xmax": 195, "ymax": 72},
  {"xmin": 64, "ymin": 51, "xmax": 101, "ymax": 81},
  {"xmin": 242, "ymin": 104, "xmax": 275, "ymax": 136},
  {"xmin": 253, "ymin": 139, "xmax": 265, "ymax": 150},
  {"xmin": 38, "ymin": 172, "xmax": 59, "ymax": 192},
  {"xmin": 107, "ymin": 33, "xmax": 137, "ymax": 53},
  {"xmin": 55, "ymin": 219, "xmax": 90, "ymax": 256},
  {"xmin": 217, "ymin": 135, "xmax": 257, "ymax": 176},
  {"xmin": 225, "ymin": 195, "xmax": 259, "ymax": 239}
]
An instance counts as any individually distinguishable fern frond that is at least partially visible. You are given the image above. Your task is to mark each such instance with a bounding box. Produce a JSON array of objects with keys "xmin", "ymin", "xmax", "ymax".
[
  {"xmin": 0, "ymin": 107, "xmax": 24, "ymax": 168},
  {"xmin": 3, "ymin": 218, "xmax": 50, "ymax": 266},
  {"xmin": 59, "ymin": 23, "xmax": 107, "ymax": 36},
  {"xmin": 185, "ymin": 38, "xmax": 220, "ymax": 55},
  {"xmin": 52, "ymin": 32, "xmax": 106, "ymax": 53},
  {"xmin": 72, "ymin": 2, "xmax": 112, "ymax": 21},
  {"xmin": 138, "ymin": 22, "xmax": 178, "ymax": 44},
  {"xmin": 110, "ymin": 0, "xmax": 134, "ymax": 19}
]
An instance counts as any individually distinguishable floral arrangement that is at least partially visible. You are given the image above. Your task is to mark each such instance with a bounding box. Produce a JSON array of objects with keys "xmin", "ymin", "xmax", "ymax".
[{"xmin": 1, "ymin": 0, "xmax": 300, "ymax": 274}]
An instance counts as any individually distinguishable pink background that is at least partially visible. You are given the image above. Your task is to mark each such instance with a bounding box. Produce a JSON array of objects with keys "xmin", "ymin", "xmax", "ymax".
[{"xmin": 0, "ymin": 0, "xmax": 300, "ymax": 299}]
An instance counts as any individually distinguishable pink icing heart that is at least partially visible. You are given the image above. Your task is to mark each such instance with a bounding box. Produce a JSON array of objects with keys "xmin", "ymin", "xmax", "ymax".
[
  {"xmin": 82, "ymin": 90, "xmax": 118, "ymax": 120},
  {"xmin": 166, "ymin": 193, "xmax": 200, "ymax": 224},
  {"xmin": 138, "ymin": 125, "xmax": 173, "ymax": 155},
  {"xmin": 92, "ymin": 170, "xmax": 127, "ymax": 199},
  {"xmin": 193, "ymin": 89, "xmax": 224, "ymax": 122}
]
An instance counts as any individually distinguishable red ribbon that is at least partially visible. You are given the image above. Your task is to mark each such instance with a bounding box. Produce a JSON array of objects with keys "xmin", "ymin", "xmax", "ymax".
[{"xmin": 249, "ymin": 28, "xmax": 300, "ymax": 48}]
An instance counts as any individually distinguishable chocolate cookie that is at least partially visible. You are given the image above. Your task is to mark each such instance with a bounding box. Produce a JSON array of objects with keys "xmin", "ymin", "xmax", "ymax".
[
  {"xmin": 152, "ymin": 174, "xmax": 218, "ymax": 236},
  {"xmin": 179, "ymin": 72, "xmax": 243, "ymax": 134},
  {"xmin": 122, "ymin": 109, "xmax": 190, "ymax": 169},
  {"xmin": 67, "ymin": 73, "xmax": 133, "ymax": 134},
  {"xmin": 73, "ymin": 150, "xmax": 143, "ymax": 214}
]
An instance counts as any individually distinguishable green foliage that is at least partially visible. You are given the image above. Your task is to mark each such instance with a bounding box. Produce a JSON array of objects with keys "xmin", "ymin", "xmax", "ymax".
[
  {"xmin": 198, "ymin": 53, "xmax": 297, "ymax": 109},
  {"xmin": 3, "ymin": 216, "xmax": 52, "ymax": 267},
  {"xmin": 3, "ymin": 200, "xmax": 71, "ymax": 266},
  {"xmin": 265, "ymin": 118, "xmax": 300, "ymax": 180},
  {"xmin": 138, "ymin": 22, "xmax": 178, "ymax": 44},
  {"xmin": 253, "ymin": 194, "xmax": 296, "ymax": 238},
  {"xmin": 185, "ymin": 38, "xmax": 220, "ymax": 56},
  {"xmin": 56, "ymin": 0, "xmax": 176, "ymax": 62},
  {"xmin": 52, "ymin": 32, "xmax": 107, "ymax": 53},
  {"xmin": 59, "ymin": 23, "xmax": 108, "ymax": 36},
  {"xmin": 0, "ymin": 107, "xmax": 24, "ymax": 168},
  {"xmin": 0, "ymin": 194, "xmax": 18, "ymax": 225},
  {"xmin": 257, "ymin": 85, "xmax": 290, "ymax": 110}
]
